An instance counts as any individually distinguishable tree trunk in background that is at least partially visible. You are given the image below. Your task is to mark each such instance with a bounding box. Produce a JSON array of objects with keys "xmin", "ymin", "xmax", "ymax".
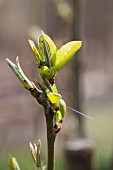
[
  {"xmin": 65, "ymin": 1, "xmax": 96, "ymax": 170},
  {"xmin": 71, "ymin": 0, "xmax": 85, "ymax": 137}
]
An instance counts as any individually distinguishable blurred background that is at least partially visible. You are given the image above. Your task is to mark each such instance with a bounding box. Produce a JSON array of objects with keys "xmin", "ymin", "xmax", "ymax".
[{"xmin": 0, "ymin": 0, "xmax": 113, "ymax": 169}]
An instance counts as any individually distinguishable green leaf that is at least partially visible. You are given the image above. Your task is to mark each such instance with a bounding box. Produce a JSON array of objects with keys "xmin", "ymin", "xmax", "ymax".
[
  {"xmin": 42, "ymin": 32, "xmax": 57, "ymax": 59},
  {"xmin": 38, "ymin": 35, "xmax": 45, "ymax": 62},
  {"xmin": 42, "ymin": 33, "xmax": 52, "ymax": 67},
  {"xmin": 28, "ymin": 40, "xmax": 42, "ymax": 65},
  {"xmin": 38, "ymin": 32, "xmax": 57, "ymax": 68},
  {"xmin": 52, "ymin": 41, "xmax": 82, "ymax": 71},
  {"xmin": 47, "ymin": 92, "xmax": 62, "ymax": 104}
]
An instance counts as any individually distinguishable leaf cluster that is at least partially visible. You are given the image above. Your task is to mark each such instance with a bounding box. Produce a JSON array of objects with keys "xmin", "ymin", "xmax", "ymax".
[{"xmin": 6, "ymin": 32, "xmax": 82, "ymax": 170}]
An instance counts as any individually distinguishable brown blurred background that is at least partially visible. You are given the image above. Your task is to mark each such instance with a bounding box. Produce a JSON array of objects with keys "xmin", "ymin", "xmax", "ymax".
[{"xmin": 0, "ymin": 0, "xmax": 113, "ymax": 170}]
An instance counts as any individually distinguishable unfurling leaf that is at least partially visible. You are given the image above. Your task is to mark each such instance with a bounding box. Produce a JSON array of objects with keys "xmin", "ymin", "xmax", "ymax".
[
  {"xmin": 28, "ymin": 40, "xmax": 42, "ymax": 65},
  {"xmin": 42, "ymin": 32, "xmax": 57, "ymax": 59},
  {"xmin": 38, "ymin": 32, "xmax": 57, "ymax": 68},
  {"xmin": 38, "ymin": 35, "xmax": 46, "ymax": 63},
  {"xmin": 6, "ymin": 57, "xmax": 33, "ymax": 90},
  {"xmin": 52, "ymin": 41, "xmax": 82, "ymax": 71},
  {"xmin": 29, "ymin": 33, "xmax": 82, "ymax": 81},
  {"xmin": 42, "ymin": 33, "xmax": 52, "ymax": 68}
]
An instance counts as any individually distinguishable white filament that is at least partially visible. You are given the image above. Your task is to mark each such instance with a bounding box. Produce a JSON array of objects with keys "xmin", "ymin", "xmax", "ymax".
[{"xmin": 67, "ymin": 106, "xmax": 96, "ymax": 121}]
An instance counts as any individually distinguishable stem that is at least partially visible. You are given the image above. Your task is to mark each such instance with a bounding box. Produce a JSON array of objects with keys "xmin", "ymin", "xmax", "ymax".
[
  {"xmin": 45, "ymin": 107, "xmax": 56, "ymax": 170},
  {"xmin": 36, "ymin": 92, "xmax": 56, "ymax": 170}
]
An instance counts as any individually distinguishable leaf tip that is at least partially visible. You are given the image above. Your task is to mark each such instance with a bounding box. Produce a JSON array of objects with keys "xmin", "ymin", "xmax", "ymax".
[
  {"xmin": 77, "ymin": 41, "xmax": 83, "ymax": 48},
  {"xmin": 5, "ymin": 58, "xmax": 15, "ymax": 68},
  {"xmin": 29, "ymin": 142, "xmax": 33, "ymax": 150},
  {"xmin": 5, "ymin": 58, "xmax": 10, "ymax": 64},
  {"xmin": 28, "ymin": 39, "xmax": 34, "ymax": 47},
  {"xmin": 28, "ymin": 39, "xmax": 32, "ymax": 43},
  {"xmin": 41, "ymin": 30, "xmax": 44, "ymax": 35},
  {"xmin": 16, "ymin": 56, "xmax": 19, "ymax": 64}
]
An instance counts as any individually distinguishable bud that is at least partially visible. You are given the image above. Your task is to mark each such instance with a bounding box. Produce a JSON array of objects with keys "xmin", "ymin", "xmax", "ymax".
[
  {"xmin": 6, "ymin": 57, "xmax": 33, "ymax": 90},
  {"xmin": 9, "ymin": 156, "xmax": 21, "ymax": 170},
  {"xmin": 30, "ymin": 140, "xmax": 41, "ymax": 168}
]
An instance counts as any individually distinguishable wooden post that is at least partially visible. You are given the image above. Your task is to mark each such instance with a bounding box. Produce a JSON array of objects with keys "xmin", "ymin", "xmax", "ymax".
[{"xmin": 65, "ymin": 139, "xmax": 96, "ymax": 170}]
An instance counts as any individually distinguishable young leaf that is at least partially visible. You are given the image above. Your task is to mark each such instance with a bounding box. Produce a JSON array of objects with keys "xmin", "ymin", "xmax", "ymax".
[
  {"xmin": 38, "ymin": 32, "xmax": 57, "ymax": 68},
  {"xmin": 47, "ymin": 92, "xmax": 62, "ymax": 104},
  {"xmin": 38, "ymin": 35, "xmax": 45, "ymax": 62},
  {"xmin": 52, "ymin": 41, "xmax": 82, "ymax": 71},
  {"xmin": 28, "ymin": 40, "xmax": 42, "ymax": 65},
  {"xmin": 6, "ymin": 57, "xmax": 33, "ymax": 90},
  {"xmin": 42, "ymin": 32, "xmax": 57, "ymax": 59},
  {"xmin": 42, "ymin": 33, "xmax": 52, "ymax": 68},
  {"xmin": 39, "ymin": 34, "xmax": 52, "ymax": 68}
]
